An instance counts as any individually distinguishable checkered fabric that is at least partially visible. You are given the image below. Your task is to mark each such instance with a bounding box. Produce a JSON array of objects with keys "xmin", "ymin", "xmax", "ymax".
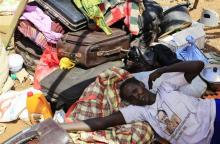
[
  {"xmin": 18, "ymin": 20, "xmax": 64, "ymax": 49},
  {"xmin": 18, "ymin": 20, "xmax": 49, "ymax": 49},
  {"xmin": 100, "ymin": 0, "xmax": 143, "ymax": 35},
  {"xmin": 66, "ymin": 67, "xmax": 154, "ymax": 143}
]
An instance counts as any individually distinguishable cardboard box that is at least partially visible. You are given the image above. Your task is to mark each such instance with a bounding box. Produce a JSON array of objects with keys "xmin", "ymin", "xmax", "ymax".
[
  {"xmin": 0, "ymin": 0, "xmax": 27, "ymax": 47},
  {"xmin": 159, "ymin": 22, "xmax": 206, "ymax": 52}
]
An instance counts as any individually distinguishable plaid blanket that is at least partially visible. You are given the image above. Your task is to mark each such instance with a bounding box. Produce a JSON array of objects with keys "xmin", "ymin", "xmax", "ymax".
[
  {"xmin": 100, "ymin": 0, "xmax": 143, "ymax": 35},
  {"xmin": 73, "ymin": 0, "xmax": 143, "ymax": 35},
  {"xmin": 66, "ymin": 67, "xmax": 154, "ymax": 143}
]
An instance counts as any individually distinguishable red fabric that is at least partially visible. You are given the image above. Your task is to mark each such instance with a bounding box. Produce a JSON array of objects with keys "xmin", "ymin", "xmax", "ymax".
[
  {"xmin": 18, "ymin": 20, "xmax": 64, "ymax": 49},
  {"xmin": 33, "ymin": 46, "xmax": 59, "ymax": 90},
  {"xmin": 101, "ymin": 0, "xmax": 141, "ymax": 35},
  {"xmin": 65, "ymin": 94, "xmax": 97, "ymax": 123},
  {"xmin": 123, "ymin": 1, "xmax": 130, "ymax": 26}
]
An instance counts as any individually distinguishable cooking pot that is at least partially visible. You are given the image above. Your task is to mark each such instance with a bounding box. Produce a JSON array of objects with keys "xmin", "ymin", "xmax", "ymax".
[{"xmin": 200, "ymin": 64, "xmax": 220, "ymax": 91}]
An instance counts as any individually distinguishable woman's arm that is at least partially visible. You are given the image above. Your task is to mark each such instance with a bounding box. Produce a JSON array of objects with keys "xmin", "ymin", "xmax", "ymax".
[
  {"xmin": 60, "ymin": 111, "xmax": 126, "ymax": 132},
  {"xmin": 148, "ymin": 61, "xmax": 204, "ymax": 89}
]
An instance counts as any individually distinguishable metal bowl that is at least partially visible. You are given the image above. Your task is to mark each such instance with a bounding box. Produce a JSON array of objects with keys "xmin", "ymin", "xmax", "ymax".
[{"xmin": 200, "ymin": 64, "xmax": 220, "ymax": 91}]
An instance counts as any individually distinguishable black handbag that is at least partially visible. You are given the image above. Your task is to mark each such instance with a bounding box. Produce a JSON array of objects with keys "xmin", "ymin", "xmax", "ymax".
[
  {"xmin": 141, "ymin": 0, "xmax": 163, "ymax": 45},
  {"xmin": 124, "ymin": 43, "xmax": 182, "ymax": 73}
]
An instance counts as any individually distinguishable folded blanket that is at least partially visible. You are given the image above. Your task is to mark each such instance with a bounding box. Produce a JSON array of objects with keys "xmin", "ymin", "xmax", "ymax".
[
  {"xmin": 101, "ymin": 0, "xmax": 143, "ymax": 35},
  {"xmin": 20, "ymin": 5, "xmax": 63, "ymax": 44},
  {"xmin": 18, "ymin": 19, "xmax": 64, "ymax": 49},
  {"xmin": 66, "ymin": 67, "xmax": 154, "ymax": 143}
]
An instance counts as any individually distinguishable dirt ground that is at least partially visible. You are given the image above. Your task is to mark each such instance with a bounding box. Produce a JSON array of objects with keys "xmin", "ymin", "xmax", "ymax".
[
  {"xmin": 0, "ymin": 120, "xmax": 30, "ymax": 143},
  {"xmin": 190, "ymin": 0, "xmax": 220, "ymax": 53},
  {"xmin": 0, "ymin": 0, "xmax": 219, "ymax": 143}
]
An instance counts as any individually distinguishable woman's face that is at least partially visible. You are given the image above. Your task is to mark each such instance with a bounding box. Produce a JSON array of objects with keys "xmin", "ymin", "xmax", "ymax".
[{"xmin": 124, "ymin": 82, "xmax": 151, "ymax": 106}]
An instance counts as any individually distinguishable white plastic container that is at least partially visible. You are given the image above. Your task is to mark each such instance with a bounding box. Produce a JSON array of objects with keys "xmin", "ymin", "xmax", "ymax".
[
  {"xmin": 199, "ymin": 9, "xmax": 219, "ymax": 27},
  {"xmin": 8, "ymin": 54, "xmax": 24, "ymax": 73}
]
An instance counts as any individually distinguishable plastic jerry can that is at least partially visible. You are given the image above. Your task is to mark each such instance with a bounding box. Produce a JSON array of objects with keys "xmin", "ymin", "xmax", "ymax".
[{"xmin": 26, "ymin": 91, "xmax": 53, "ymax": 124}]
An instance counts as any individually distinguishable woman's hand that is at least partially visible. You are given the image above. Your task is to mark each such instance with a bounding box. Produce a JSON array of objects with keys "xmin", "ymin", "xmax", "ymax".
[{"xmin": 148, "ymin": 69, "xmax": 162, "ymax": 89}]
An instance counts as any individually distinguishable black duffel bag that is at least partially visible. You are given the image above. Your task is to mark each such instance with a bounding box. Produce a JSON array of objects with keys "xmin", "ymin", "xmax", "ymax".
[{"xmin": 40, "ymin": 61, "xmax": 124, "ymax": 112}]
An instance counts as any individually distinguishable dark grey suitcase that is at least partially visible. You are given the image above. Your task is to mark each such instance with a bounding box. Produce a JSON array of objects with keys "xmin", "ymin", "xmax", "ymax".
[
  {"xmin": 40, "ymin": 61, "xmax": 124, "ymax": 111},
  {"xmin": 35, "ymin": 0, "xmax": 88, "ymax": 31}
]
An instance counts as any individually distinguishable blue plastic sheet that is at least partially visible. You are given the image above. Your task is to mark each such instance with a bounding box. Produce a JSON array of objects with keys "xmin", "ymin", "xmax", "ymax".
[{"xmin": 176, "ymin": 36, "xmax": 208, "ymax": 64}]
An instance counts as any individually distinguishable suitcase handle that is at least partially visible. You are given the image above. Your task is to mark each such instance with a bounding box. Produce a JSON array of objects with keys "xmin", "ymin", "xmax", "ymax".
[{"xmin": 96, "ymin": 47, "xmax": 129, "ymax": 57}]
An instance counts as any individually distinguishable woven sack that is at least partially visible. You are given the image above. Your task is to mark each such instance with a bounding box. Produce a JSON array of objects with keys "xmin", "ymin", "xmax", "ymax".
[{"xmin": 0, "ymin": 40, "xmax": 9, "ymax": 94}]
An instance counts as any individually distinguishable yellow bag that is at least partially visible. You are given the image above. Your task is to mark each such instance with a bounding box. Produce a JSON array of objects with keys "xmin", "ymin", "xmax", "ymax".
[{"xmin": 0, "ymin": 40, "xmax": 9, "ymax": 94}]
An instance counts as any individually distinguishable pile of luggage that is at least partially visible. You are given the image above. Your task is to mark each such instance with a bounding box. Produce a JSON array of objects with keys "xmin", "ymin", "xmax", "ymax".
[
  {"xmin": 2, "ymin": 0, "xmax": 219, "ymax": 143},
  {"xmin": 12, "ymin": 0, "xmax": 204, "ymax": 111}
]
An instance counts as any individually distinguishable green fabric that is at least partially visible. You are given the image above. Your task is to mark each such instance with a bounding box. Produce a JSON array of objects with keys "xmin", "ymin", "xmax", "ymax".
[{"xmin": 74, "ymin": 0, "xmax": 112, "ymax": 35}]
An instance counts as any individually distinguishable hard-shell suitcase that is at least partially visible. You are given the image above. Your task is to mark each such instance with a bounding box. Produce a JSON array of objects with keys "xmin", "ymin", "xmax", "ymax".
[
  {"xmin": 57, "ymin": 28, "xmax": 130, "ymax": 68},
  {"xmin": 35, "ymin": 0, "xmax": 88, "ymax": 31},
  {"xmin": 15, "ymin": 37, "xmax": 43, "ymax": 75},
  {"xmin": 40, "ymin": 61, "xmax": 124, "ymax": 111}
]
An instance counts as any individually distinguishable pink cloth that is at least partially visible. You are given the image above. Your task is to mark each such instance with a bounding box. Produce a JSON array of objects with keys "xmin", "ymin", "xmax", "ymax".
[{"xmin": 20, "ymin": 5, "xmax": 63, "ymax": 44}]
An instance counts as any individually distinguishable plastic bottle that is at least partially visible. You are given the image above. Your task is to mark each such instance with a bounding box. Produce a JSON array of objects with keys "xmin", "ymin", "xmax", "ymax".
[{"xmin": 26, "ymin": 91, "xmax": 53, "ymax": 124}]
